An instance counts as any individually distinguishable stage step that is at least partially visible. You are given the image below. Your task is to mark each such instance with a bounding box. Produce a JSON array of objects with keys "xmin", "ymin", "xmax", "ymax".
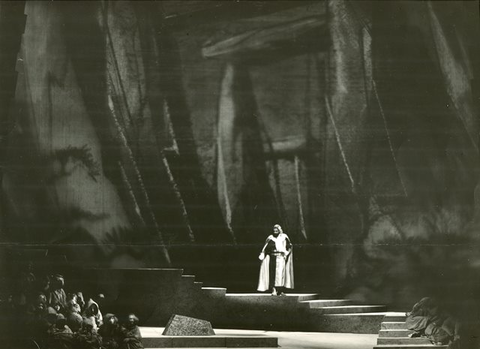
[
  {"xmin": 377, "ymin": 337, "xmax": 433, "ymax": 345},
  {"xmin": 288, "ymin": 293, "xmax": 319, "ymax": 301},
  {"xmin": 317, "ymin": 313, "xmax": 388, "ymax": 334},
  {"xmin": 90, "ymin": 268, "xmax": 387, "ymax": 334},
  {"xmin": 314, "ymin": 305, "xmax": 387, "ymax": 314},
  {"xmin": 141, "ymin": 327, "xmax": 278, "ymax": 348},
  {"xmin": 213, "ymin": 294, "xmax": 387, "ymax": 333},
  {"xmin": 374, "ymin": 313, "xmax": 447, "ymax": 349},
  {"xmin": 181, "ymin": 275, "xmax": 196, "ymax": 281},
  {"xmin": 383, "ymin": 313, "xmax": 407, "ymax": 322},
  {"xmin": 143, "ymin": 336, "xmax": 277, "ymax": 348},
  {"xmin": 373, "ymin": 344, "xmax": 448, "ymax": 349},
  {"xmin": 379, "ymin": 329, "xmax": 414, "ymax": 337},
  {"xmin": 202, "ymin": 287, "xmax": 227, "ymax": 297},
  {"xmin": 302, "ymin": 299, "xmax": 352, "ymax": 308},
  {"xmin": 382, "ymin": 322, "xmax": 408, "ymax": 330},
  {"xmin": 179, "ymin": 275, "xmax": 196, "ymax": 290},
  {"xmin": 225, "ymin": 293, "xmax": 319, "ymax": 302}
]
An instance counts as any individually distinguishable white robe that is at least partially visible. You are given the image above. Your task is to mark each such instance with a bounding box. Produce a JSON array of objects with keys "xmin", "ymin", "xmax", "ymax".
[{"xmin": 257, "ymin": 233, "xmax": 294, "ymax": 291}]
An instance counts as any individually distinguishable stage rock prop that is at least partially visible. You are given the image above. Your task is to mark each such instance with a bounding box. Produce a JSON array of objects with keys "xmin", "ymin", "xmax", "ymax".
[{"xmin": 162, "ymin": 314, "xmax": 215, "ymax": 336}]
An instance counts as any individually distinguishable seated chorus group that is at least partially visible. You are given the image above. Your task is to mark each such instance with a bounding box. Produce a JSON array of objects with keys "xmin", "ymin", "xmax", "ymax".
[{"xmin": 3, "ymin": 271, "xmax": 143, "ymax": 349}]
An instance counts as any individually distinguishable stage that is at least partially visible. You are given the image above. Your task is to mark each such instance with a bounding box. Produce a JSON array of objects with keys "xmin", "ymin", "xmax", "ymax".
[{"xmin": 140, "ymin": 327, "xmax": 378, "ymax": 349}]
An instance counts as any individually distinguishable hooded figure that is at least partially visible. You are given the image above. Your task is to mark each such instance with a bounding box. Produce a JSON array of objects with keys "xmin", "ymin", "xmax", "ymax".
[
  {"xmin": 257, "ymin": 224, "xmax": 294, "ymax": 295},
  {"xmin": 82, "ymin": 298, "xmax": 103, "ymax": 329},
  {"xmin": 120, "ymin": 314, "xmax": 143, "ymax": 349},
  {"xmin": 99, "ymin": 313, "xmax": 121, "ymax": 349},
  {"xmin": 74, "ymin": 318, "xmax": 102, "ymax": 349}
]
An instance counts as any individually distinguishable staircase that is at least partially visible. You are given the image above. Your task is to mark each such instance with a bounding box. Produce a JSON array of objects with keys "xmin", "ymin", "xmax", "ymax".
[
  {"xmin": 175, "ymin": 277, "xmax": 390, "ymax": 334},
  {"xmin": 374, "ymin": 313, "xmax": 448, "ymax": 349},
  {"xmin": 301, "ymin": 297, "xmax": 389, "ymax": 334},
  {"xmin": 301, "ymin": 298, "xmax": 386, "ymax": 314},
  {"xmin": 2, "ymin": 248, "xmax": 390, "ymax": 336},
  {"xmin": 89, "ymin": 267, "xmax": 390, "ymax": 334}
]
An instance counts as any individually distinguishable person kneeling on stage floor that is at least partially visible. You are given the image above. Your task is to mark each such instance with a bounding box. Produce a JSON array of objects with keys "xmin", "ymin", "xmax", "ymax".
[
  {"xmin": 406, "ymin": 297, "xmax": 460, "ymax": 346},
  {"xmin": 257, "ymin": 224, "xmax": 294, "ymax": 296}
]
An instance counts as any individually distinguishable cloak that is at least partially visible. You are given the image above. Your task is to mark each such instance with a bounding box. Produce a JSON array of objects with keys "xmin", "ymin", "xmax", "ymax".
[
  {"xmin": 257, "ymin": 249, "xmax": 294, "ymax": 291},
  {"xmin": 82, "ymin": 299, "xmax": 103, "ymax": 329}
]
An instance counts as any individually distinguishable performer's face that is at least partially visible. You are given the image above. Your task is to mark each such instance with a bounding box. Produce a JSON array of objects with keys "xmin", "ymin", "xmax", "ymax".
[
  {"xmin": 273, "ymin": 227, "xmax": 279, "ymax": 235},
  {"xmin": 128, "ymin": 314, "xmax": 137, "ymax": 327}
]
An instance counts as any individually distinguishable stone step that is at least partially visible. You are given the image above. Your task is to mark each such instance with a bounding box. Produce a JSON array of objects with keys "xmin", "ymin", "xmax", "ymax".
[
  {"xmin": 379, "ymin": 329, "xmax": 414, "ymax": 337},
  {"xmin": 301, "ymin": 299, "xmax": 353, "ymax": 308},
  {"xmin": 384, "ymin": 312, "xmax": 407, "ymax": 322},
  {"xmin": 202, "ymin": 287, "xmax": 227, "ymax": 297},
  {"xmin": 314, "ymin": 305, "xmax": 387, "ymax": 314},
  {"xmin": 181, "ymin": 275, "xmax": 196, "ymax": 281},
  {"xmin": 225, "ymin": 293, "xmax": 319, "ymax": 302},
  {"xmin": 141, "ymin": 327, "xmax": 278, "ymax": 348},
  {"xmin": 179, "ymin": 275, "xmax": 196, "ymax": 287},
  {"xmin": 143, "ymin": 336, "xmax": 278, "ymax": 348},
  {"xmin": 377, "ymin": 337, "xmax": 432, "ymax": 345},
  {"xmin": 291, "ymin": 293, "xmax": 319, "ymax": 301},
  {"xmin": 373, "ymin": 344, "xmax": 448, "ymax": 349},
  {"xmin": 316, "ymin": 313, "xmax": 387, "ymax": 334},
  {"xmin": 382, "ymin": 322, "xmax": 408, "ymax": 330},
  {"xmin": 194, "ymin": 281, "xmax": 204, "ymax": 289}
]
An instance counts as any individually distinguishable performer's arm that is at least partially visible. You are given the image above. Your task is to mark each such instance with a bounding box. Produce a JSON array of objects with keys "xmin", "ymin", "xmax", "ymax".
[
  {"xmin": 261, "ymin": 236, "xmax": 272, "ymax": 253},
  {"xmin": 258, "ymin": 236, "xmax": 271, "ymax": 260}
]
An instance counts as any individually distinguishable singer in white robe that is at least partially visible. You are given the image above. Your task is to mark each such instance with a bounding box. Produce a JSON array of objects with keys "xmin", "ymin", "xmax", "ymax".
[{"xmin": 257, "ymin": 224, "xmax": 294, "ymax": 295}]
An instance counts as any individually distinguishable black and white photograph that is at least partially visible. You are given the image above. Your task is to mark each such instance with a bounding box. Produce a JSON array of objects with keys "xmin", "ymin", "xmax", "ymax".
[{"xmin": 0, "ymin": 1, "xmax": 479, "ymax": 348}]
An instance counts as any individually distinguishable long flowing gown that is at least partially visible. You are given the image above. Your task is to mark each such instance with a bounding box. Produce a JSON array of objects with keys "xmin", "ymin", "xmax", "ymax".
[{"xmin": 257, "ymin": 233, "xmax": 294, "ymax": 291}]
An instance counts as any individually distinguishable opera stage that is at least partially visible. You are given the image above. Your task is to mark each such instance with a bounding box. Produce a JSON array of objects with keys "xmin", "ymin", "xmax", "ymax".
[{"xmin": 140, "ymin": 328, "xmax": 377, "ymax": 349}]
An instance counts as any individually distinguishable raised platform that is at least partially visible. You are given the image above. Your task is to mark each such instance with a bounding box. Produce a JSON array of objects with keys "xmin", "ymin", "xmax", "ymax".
[
  {"xmin": 88, "ymin": 268, "xmax": 389, "ymax": 334},
  {"xmin": 217, "ymin": 293, "xmax": 387, "ymax": 333},
  {"xmin": 141, "ymin": 327, "xmax": 278, "ymax": 348},
  {"xmin": 225, "ymin": 293, "xmax": 319, "ymax": 301}
]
